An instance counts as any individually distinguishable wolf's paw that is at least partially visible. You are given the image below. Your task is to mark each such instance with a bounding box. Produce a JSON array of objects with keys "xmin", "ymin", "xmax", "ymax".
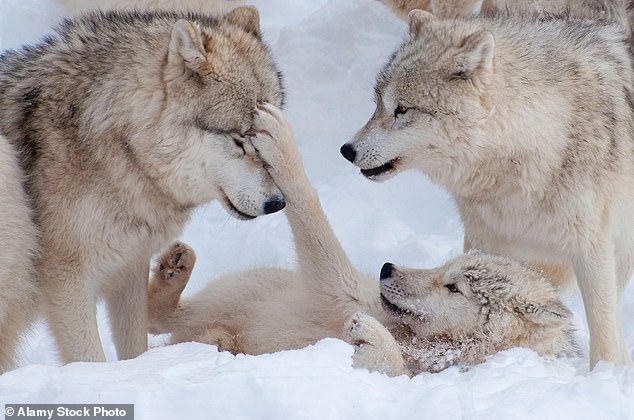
[
  {"xmin": 196, "ymin": 327, "xmax": 238, "ymax": 354},
  {"xmin": 154, "ymin": 241, "xmax": 196, "ymax": 289},
  {"xmin": 248, "ymin": 103, "xmax": 302, "ymax": 182},
  {"xmin": 345, "ymin": 312, "xmax": 390, "ymax": 348},
  {"xmin": 345, "ymin": 312, "xmax": 406, "ymax": 376}
]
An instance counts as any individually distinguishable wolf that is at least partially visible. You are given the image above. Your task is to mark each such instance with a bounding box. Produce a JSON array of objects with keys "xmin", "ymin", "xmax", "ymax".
[
  {"xmin": 340, "ymin": 10, "xmax": 634, "ymax": 367},
  {"xmin": 58, "ymin": 0, "xmax": 243, "ymax": 16},
  {"xmin": 378, "ymin": 0, "xmax": 480, "ymax": 20},
  {"xmin": 147, "ymin": 103, "xmax": 575, "ymax": 375},
  {"xmin": 347, "ymin": 251, "xmax": 578, "ymax": 376},
  {"xmin": 0, "ymin": 7, "xmax": 285, "ymax": 367},
  {"xmin": 0, "ymin": 135, "xmax": 39, "ymax": 372},
  {"xmin": 380, "ymin": 0, "xmax": 631, "ymax": 23}
]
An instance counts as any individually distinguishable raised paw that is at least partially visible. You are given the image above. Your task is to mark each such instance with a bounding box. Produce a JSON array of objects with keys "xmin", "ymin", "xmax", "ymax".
[
  {"xmin": 154, "ymin": 241, "xmax": 196, "ymax": 288},
  {"xmin": 345, "ymin": 312, "xmax": 389, "ymax": 348},
  {"xmin": 148, "ymin": 242, "xmax": 197, "ymax": 333},
  {"xmin": 345, "ymin": 312, "xmax": 408, "ymax": 377},
  {"xmin": 247, "ymin": 103, "xmax": 302, "ymax": 182}
]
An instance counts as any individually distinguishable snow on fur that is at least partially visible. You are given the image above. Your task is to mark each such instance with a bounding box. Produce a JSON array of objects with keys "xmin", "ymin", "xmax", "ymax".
[{"xmin": 1, "ymin": 0, "xmax": 633, "ymax": 418}]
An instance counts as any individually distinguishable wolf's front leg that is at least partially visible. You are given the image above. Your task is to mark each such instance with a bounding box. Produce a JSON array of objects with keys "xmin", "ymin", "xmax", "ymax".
[
  {"xmin": 345, "ymin": 312, "xmax": 409, "ymax": 377},
  {"xmin": 106, "ymin": 261, "xmax": 149, "ymax": 360},
  {"xmin": 44, "ymin": 267, "xmax": 106, "ymax": 363},
  {"xmin": 249, "ymin": 104, "xmax": 373, "ymax": 321},
  {"xmin": 573, "ymin": 245, "xmax": 630, "ymax": 367}
]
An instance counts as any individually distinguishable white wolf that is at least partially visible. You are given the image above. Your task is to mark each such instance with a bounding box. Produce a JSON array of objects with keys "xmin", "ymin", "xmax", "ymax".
[
  {"xmin": 340, "ymin": 10, "xmax": 633, "ymax": 367},
  {"xmin": 147, "ymin": 104, "xmax": 576, "ymax": 375}
]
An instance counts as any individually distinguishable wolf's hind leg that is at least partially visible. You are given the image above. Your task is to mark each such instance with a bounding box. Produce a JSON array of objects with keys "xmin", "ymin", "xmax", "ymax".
[
  {"xmin": 148, "ymin": 242, "xmax": 196, "ymax": 334},
  {"xmin": 192, "ymin": 327, "xmax": 238, "ymax": 354}
]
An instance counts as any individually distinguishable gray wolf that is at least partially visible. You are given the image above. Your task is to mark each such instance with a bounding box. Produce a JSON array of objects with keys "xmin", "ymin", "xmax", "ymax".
[
  {"xmin": 340, "ymin": 10, "xmax": 633, "ymax": 367},
  {"xmin": 58, "ymin": 0, "xmax": 243, "ymax": 16},
  {"xmin": 379, "ymin": 0, "xmax": 631, "ymax": 23},
  {"xmin": 378, "ymin": 0, "xmax": 480, "ymax": 19},
  {"xmin": 380, "ymin": 0, "xmax": 634, "ymax": 54},
  {"xmin": 148, "ymin": 103, "xmax": 575, "ymax": 375},
  {"xmin": 0, "ymin": 7, "xmax": 285, "ymax": 366},
  {"xmin": 0, "ymin": 135, "xmax": 39, "ymax": 372}
]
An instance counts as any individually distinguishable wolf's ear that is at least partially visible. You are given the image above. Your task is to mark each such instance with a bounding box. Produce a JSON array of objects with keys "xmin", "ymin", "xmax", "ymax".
[
  {"xmin": 452, "ymin": 30, "xmax": 495, "ymax": 80},
  {"xmin": 408, "ymin": 9, "xmax": 434, "ymax": 38},
  {"xmin": 225, "ymin": 6, "xmax": 261, "ymax": 38},
  {"xmin": 517, "ymin": 299, "xmax": 572, "ymax": 328},
  {"xmin": 166, "ymin": 19, "xmax": 207, "ymax": 79}
]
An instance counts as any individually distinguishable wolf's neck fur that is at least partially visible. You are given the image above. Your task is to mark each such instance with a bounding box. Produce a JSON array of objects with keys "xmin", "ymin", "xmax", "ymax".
[
  {"xmin": 396, "ymin": 333, "xmax": 484, "ymax": 374},
  {"xmin": 437, "ymin": 16, "xmax": 631, "ymax": 205}
]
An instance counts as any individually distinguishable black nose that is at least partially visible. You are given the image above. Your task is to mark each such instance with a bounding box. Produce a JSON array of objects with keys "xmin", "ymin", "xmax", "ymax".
[
  {"xmin": 264, "ymin": 197, "xmax": 286, "ymax": 214},
  {"xmin": 340, "ymin": 143, "xmax": 357, "ymax": 163},
  {"xmin": 380, "ymin": 262, "xmax": 394, "ymax": 280}
]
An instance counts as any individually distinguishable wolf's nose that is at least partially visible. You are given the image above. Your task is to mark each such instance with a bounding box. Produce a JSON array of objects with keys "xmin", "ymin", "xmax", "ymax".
[
  {"xmin": 340, "ymin": 143, "xmax": 357, "ymax": 163},
  {"xmin": 380, "ymin": 262, "xmax": 394, "ymax": 280},
  {"xmin": 264, "ymin": 197, "xmax": 286, "ymax": 214}
]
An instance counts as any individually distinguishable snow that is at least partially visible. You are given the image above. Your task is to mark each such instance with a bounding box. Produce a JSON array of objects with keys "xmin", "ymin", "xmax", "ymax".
[{"xmin": 1, "ymin": 0, "xmax": 634, "ymax": 418}]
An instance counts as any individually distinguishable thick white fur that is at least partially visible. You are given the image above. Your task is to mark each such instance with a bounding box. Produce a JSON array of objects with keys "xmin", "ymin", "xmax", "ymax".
[
  {"xmin": 343, "ymin": 11, "xmax": 633, "ymax": 367},
  {"xmin": 148, "ymin": 104, "xmax": 575, "ymax": 376}
]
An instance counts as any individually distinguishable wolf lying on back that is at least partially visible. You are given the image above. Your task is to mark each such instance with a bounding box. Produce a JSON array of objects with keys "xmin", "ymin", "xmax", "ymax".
[
  {"xmin": 341, "ymin": 9, "xmax": 634, "ymax": 367},
  {"xmin": 0, "ymin": 7, "xmax": 285, "ymax": 369},
  {"xmin": 148, "ymin": 104, "xmax": 576, "ymax": 376}
]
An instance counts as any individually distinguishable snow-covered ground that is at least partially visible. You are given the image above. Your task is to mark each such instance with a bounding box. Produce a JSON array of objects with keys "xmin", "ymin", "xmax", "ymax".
[{"xmin": 1, "ymin": 0, "xmax": 633, "ymax": 418}]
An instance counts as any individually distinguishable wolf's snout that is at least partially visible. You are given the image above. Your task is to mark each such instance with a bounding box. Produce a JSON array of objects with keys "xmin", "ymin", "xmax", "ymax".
[
  {"xmin": 263, "ymin": 197, "xmax": 286, "ymax": 214},
  {"xmin": 340, "ymin": 143, "xmax": 357, "ymax": 163},
  {"xmin": 380, "ymin": 262, "xmax": 395, "ymax": 280}
]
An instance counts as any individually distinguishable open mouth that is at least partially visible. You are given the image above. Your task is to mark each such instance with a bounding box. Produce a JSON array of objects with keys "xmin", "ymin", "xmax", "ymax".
[
  {"xmin": 380, "ymin": 294, "xmax": 411, "ymax": 316},
  {"xmin": 360, "ymin": 158, "xmax": 399, "ymax": 179},
  {"xmin": 221, "ymin": 191, "xmax": 257, "ymax": 221}
]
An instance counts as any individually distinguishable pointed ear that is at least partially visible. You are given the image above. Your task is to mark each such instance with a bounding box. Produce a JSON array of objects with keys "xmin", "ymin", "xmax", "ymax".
[
  {"xmin": 518, "ymin": 299, "xmax": 572, "ymax": 328},
  {"xmin": 224, "ymin": 6, "xmax": 261, "ymax": 38},
  {"xmin": 166, "ymin": 19, "xmax": 207, "ymax": 79},
  {"xmin": 408, "ymin": 9, "xmax": 434, "ymax": 39},
  {"xmin": 452, "ymin": 30, "xmax": 495, "ymax": 80}
]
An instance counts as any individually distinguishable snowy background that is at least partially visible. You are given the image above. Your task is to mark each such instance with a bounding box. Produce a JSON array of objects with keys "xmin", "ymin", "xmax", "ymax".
[{"xmin": 1, "ymin": 0, "xmax": 634, "ymax": 418}]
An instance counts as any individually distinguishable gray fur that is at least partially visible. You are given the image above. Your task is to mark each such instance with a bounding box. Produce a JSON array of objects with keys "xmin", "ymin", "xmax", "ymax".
[
  {"xmin": 0, "ymin": 7, "xmax": 285, "ymax": 367},
  {"xmin": 343, "ymin": 10, "xmax": 633, "ymax": 367}
]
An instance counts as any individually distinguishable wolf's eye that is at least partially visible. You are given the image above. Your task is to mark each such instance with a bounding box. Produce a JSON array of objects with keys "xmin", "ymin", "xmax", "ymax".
[
  {"xmin": 394, "ymin": 104, "xmax": 409, "ymax": 118},
  {"xmin": 445, "ymin": 284, "xmax": 460, "ymax": 294}
]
